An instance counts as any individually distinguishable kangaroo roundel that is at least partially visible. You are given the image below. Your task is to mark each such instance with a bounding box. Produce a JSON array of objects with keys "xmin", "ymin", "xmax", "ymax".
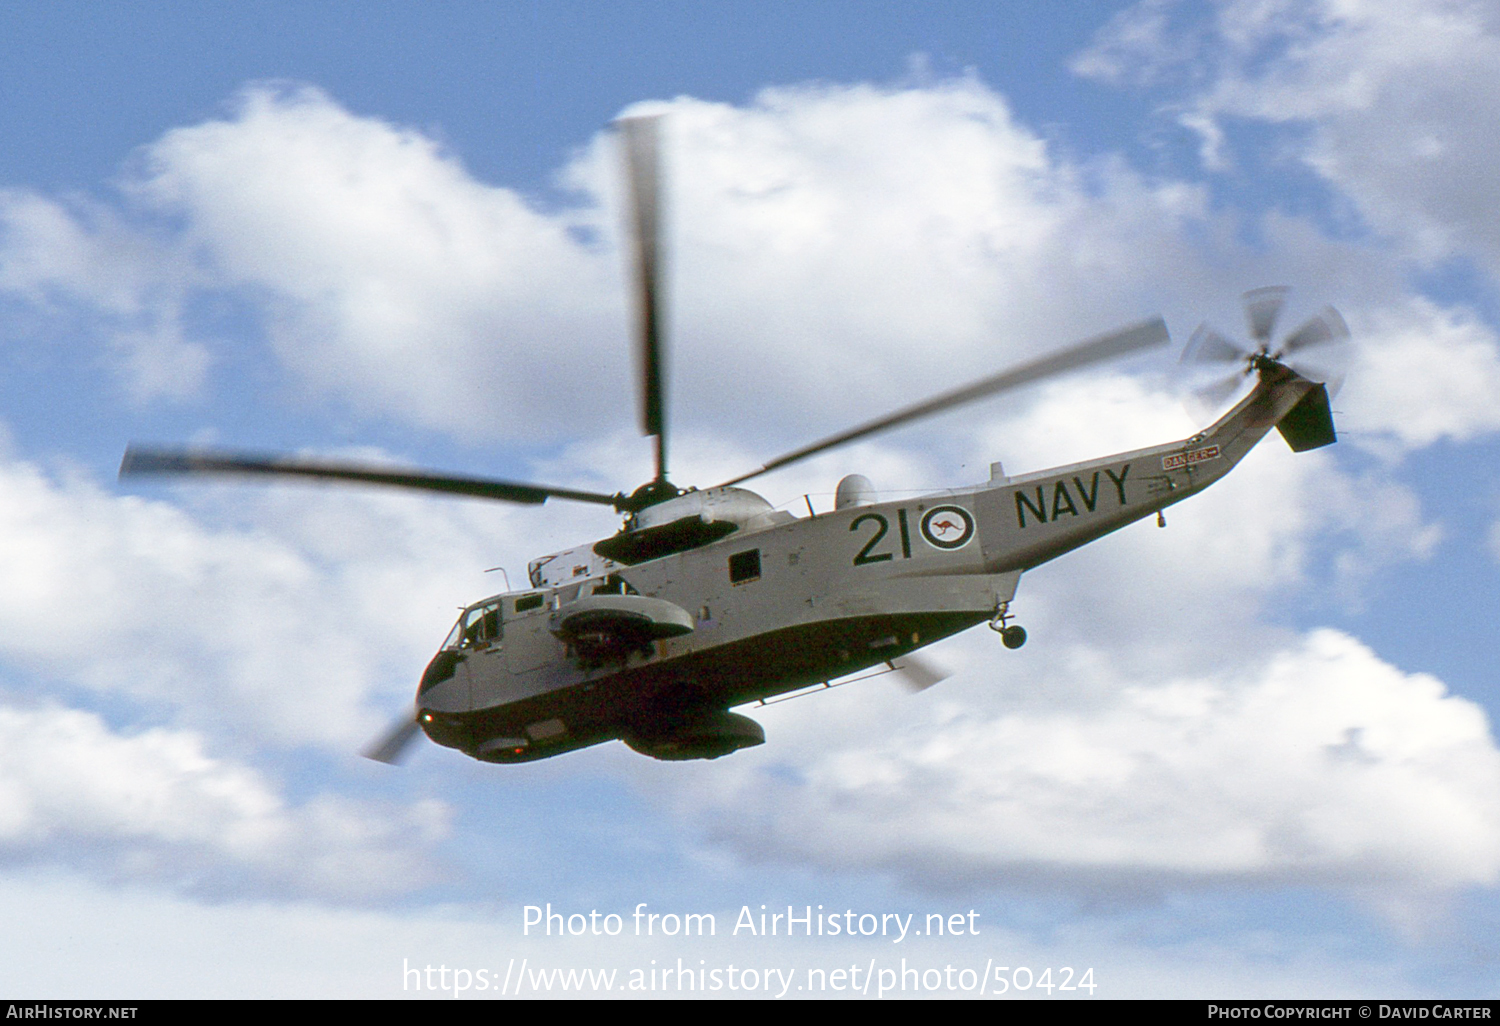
[{"xmin": 920, "ymin": 505, "xmax": 976, "ymax": 550}]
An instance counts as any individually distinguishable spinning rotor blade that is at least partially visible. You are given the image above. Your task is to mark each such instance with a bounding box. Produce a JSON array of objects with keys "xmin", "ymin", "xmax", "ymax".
[
  {"xmin": 1192, "ymin": 371, "xmax": 1251, "ymax": 413},
  {"xmin": 1244, "ymin": 285, "xmax": 1290, "ymax": 345},
  {"xmin": 1180, "ymin": 323, "xmax": 1254, "ymax": 420},
  {"xmin": 894, "ymin": 654, "xmax": 949, "ymax": 693},
  {"xmin": 1277, "ymin": 307, "xmax": 1352, "ymax": 401},
  {"xmin": 717, "ymin": 317, "xmax": 1170, "ymax": 488},
  {"xmin": 1278, "ymin": 307, "xmax": 1349, "ymax": 358},
  {"xmin": 1181, "ymin": 324, "xmax": 1252, "ymax": 367},
  {"xmin": 618, "ymin": 115, "xmax": 669, "ymax": 482},
  {"xmin": 364, "ymin": 713, "xmax": 422, "ymax": 765},
  {"xmin": 120, "ymin": 446, "xmax": 623, "ymax": 508}
]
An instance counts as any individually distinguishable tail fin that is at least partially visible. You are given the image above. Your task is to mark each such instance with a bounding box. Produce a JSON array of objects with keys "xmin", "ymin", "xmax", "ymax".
[{"xmin": 1275, "ymin": 382, "xmax": 1336, "ymax": 452}]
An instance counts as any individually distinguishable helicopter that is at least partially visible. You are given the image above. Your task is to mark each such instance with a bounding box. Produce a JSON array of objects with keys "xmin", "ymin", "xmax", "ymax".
[{"xmin": 119, "ymin": 117, "xmax": 1348, "ymax": 765}]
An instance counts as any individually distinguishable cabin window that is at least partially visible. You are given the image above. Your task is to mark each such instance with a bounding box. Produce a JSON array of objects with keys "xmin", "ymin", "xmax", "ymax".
[
  {"xmin": 514, "ymin": 594, "xmax": 545, "ymax": 613},
  {"xmin": 592, "ymin": 573, "xmax": 637, "ymax": 596},
  {"xmin": 729, "ymin": 549, "xmax": 761, "ymax": 584}
]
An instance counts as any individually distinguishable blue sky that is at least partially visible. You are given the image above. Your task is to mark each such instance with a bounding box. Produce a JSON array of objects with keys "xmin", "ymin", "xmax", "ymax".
[{"xmin": 2, "ymin": 0, "xmax": 1499, "ymax": 999}]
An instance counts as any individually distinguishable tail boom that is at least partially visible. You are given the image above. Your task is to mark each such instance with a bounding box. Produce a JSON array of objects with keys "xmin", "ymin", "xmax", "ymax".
[{"xmin": 977, "ymin": 361, "xmax": 1331, "ymax": 573}]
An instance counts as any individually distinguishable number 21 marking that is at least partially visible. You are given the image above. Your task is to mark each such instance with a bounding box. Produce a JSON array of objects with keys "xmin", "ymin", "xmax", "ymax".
[{"xmin": 850, "ymin": 509, "xmax": 915, "ymax": 565}]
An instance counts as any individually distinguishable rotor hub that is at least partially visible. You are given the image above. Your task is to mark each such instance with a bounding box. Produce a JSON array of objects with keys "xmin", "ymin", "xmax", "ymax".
[{"xmin": 620, "ymin": 478, "xmax": 687, "ymax": 514}]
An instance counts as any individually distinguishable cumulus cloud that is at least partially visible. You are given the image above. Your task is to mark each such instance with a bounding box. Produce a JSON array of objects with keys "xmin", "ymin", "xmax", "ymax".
[
  {"xmin": 2, "ymin": 79, "xmax": 1223, "ymax": 450},
  {"xmin": 666, "ymin": 630, "xmax": 1500, "ymax": 897},
  {"xmin": 576, "ymin": 83, "xmax": 1217, "ymax": 447},
  {"xmin": 0, "ymin": 704, "xmax": 448, "ymax": 899},
  {"xmin": 0, "ymin": 448, "xmax": 560, "ymax": 750},
  {"xmin": 5, "ymin": 72, "xmax": 1489, "ymax": 469},
  {"xmin": 0, "ymin": 189, "xmax": 208, "ymax": 400},
  {"xmin": 134, "ymin": 86, "xmax": 623, "ymax": 437},
  {"xmin": 1338, "ymin": 297, "xmax": 1500, "ymax": 451},
  {"xmin": 1076, "ymin": 0, "xmax": 1500, "ymax": 275},
  {"xmin": 1070, "ymin": 1, "xmax": 1500, "ymax": 461}
]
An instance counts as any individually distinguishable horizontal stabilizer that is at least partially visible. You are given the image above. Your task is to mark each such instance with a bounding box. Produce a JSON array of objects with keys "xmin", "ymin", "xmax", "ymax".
[{"xmin": 1276, "ymin": 383, "xmax": 1336, "ymax": 452}]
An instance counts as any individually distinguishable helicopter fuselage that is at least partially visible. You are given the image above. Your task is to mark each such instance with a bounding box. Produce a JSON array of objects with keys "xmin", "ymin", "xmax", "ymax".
[{"xmin": 415, "ymin": 361, "xmax": 1332, "ymax": 763}]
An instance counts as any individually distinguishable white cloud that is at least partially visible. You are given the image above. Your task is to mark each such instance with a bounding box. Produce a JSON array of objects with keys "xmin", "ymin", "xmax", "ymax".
[
  {"xmin": 1339, "ymin": 297, "xmax": 1500, "ymax": 451},
  {"xmin": 1077, "ymin": 0, "xmax": 1500, "ymax": 275},
  {"xmin": 0, "ymin": 189, "xmax": 208, "ymax": 400},
  {"xmin": 3, "ymin": 79, "xmax": 1221, "ymax": 450},
  {"xmin": 9, "ymin": 69, "xmax": 1490, "ymax": 470},
  {"xmin": 0, "ymin": 704, "xmax": 448, "ymax": 899},
  {"xmin": 1071, "ymin": 1, "xmax": 1500, "ymax": 457},
  {"xmin": 615, "ymin": 84, "xmax": 1215, "ymax": 447},
  {"xmin": 134, "ymin": 85, "xmax": 621, "ymax": 438},
  {"xmin": 0, "ymin": 448, "xmax": 553, "ymax": 750},
  {"xmin": 666, "ymin": 630, "xmax": 1500, "ymax": 897},
  {"xmin": 1069, "ymin": 0, "xmax": 1209, "ymax": 91}
]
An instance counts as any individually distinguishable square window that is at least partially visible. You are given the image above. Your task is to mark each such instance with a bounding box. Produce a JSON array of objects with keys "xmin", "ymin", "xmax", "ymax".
[{"xmin": 728, "ymin": 549, "xmax": 761, "ymax": 584}]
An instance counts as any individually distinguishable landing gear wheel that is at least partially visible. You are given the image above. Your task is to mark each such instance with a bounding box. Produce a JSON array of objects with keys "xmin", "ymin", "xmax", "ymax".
[{"xmin": 988, "ymin": 602, "xmax": 1026, "ymax": 648}]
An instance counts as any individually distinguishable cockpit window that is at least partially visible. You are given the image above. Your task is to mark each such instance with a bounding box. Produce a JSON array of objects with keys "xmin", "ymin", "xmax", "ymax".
[{"xmin": 446, "ymin": 600, "xmax": 503, "ymax": 650}]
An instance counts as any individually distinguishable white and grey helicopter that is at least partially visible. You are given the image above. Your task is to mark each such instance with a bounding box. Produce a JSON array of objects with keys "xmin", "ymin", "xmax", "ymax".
[{"xmin": 120, "ymin": 118, "xmax": 1348, "ymax": 765}]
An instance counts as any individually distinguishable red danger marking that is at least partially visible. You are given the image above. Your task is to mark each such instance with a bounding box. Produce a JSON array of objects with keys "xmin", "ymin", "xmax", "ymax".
[{"xmin": 1162, "ymin": 445, "xmax": 1221, "ymax": 471}]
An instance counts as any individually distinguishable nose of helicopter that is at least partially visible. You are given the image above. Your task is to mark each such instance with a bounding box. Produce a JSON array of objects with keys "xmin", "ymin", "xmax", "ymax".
[{"xmin": 415, "ymin": 708, "xmax": 468, "ymax": 749}]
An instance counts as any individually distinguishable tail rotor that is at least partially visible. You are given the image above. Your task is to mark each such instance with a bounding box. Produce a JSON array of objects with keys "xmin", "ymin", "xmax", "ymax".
[{"xmin": 1182, "ymin": 287, "xmax": 1350, "ymax": 418}]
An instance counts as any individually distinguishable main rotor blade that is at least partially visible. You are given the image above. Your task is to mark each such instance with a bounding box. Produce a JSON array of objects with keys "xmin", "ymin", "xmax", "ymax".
[
  {"xmin": 120, "ymin": 446, "xmax": 623, "ymax": 508},
  {"xmin": 618, "ymin": 115, "xmax": 668, "ymax": 480},
  {"xmin": 1244, "ymin": 286, "xmax": 1290, "ymax": 345},
  {"xmin": 364, "ymin": 714, "xmax": 422, "ymax": 765},
  {"xmin": 894, "ymin": 654, "xmax": 948, "ymax": 693},
  {"xmin": 717, "ymin": 317, "xmax": 1170, "ymax": 487}
]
